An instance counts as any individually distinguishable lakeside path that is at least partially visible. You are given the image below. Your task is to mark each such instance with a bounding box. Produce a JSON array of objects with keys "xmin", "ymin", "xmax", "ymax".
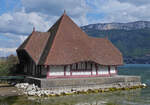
[{"xmin": 0, "ymin": 84, "xmax": 22, "ymax": 97}]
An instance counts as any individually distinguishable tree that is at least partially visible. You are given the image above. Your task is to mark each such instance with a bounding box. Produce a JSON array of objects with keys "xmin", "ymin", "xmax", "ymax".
[{"xmin": 0, "ymin": 55, "xmax": 19, "ymax": 76}]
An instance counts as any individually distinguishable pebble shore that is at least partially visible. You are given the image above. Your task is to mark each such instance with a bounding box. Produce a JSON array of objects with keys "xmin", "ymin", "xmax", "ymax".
[{"xmin": 15, "ymin": 83, "xmax": 147, "ymax": 97}]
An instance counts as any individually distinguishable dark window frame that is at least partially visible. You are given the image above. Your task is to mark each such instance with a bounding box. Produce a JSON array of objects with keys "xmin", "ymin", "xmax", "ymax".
[{"xmin": 71, "ymin": 62, "xmax": 92, "ymax": 71}]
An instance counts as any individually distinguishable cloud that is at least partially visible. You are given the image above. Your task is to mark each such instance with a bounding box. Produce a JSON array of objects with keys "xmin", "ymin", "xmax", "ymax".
[
  {"xmin": 0, "ymin": 33, "xmax": 27, "ymax": 48},
  {"xmin": 0, "ymin": 47, "xmax": 17, "ymax": 57},
  {"xmin": 21, "ymin": 0, "xmax": 87, "ymax": 16},
  {"xmin": 0, "ymin": 10, "xmax": 53, "ymax": 35},
  {"xmin": 0, "ymin": 33, "xmax": 27, "ymax": 56},
  {"xmin": 117, "ymin": 0, "xmax": 150, "ymax": 6},
  {"xmin": 87, "ymin": 0, "xmax": 150, "ymax": 23},
  {"xmin": 21, "ymin": 0, "xmax": 89, "ymax": 25},
  {"xmin": 0, "ymin": 48, "xmax": 17, "ymax": 52},
  {"xmin": 0, "ymin": 0, "xmax": 89, "ymax": 36}
]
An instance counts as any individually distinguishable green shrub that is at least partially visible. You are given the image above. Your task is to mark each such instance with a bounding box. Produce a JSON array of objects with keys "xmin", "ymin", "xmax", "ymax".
[{"xmin": 0, "ymin": 55, "xmax": 18, "ymax": 76}]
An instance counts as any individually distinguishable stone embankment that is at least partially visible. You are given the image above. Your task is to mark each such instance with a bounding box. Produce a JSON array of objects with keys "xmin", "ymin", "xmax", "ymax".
[{"xmin": 15, "ymin": 82, "xmax": 147, "ymax": 97}]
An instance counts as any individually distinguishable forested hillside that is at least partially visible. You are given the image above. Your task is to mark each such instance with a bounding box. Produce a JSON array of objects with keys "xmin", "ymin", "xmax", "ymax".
[{"xmin": 82, "ymin": 23, "xmax": 150, "ymax": 64}]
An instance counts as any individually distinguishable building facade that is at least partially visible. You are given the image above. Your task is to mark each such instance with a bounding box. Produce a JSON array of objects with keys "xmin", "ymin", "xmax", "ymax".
[{"xmin": 17, "ymin": 12, "xmax": 123, "ymax": 79}]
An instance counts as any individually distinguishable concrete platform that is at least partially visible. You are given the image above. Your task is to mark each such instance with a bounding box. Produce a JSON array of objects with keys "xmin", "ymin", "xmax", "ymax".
[{"xmin": 25, "ymin": 75, "xmax": 141, "ymax": 89}]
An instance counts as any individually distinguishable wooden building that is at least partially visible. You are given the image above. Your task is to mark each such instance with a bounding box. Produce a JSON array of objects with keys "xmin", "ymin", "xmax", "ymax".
[{"xmin": 16, "ymin": 12, "xmax": 123, "ymax": 78}]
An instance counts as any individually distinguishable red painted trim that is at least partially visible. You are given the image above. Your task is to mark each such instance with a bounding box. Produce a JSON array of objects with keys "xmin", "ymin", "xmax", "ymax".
[
  {"xmin": 98, "ymin": 73, "xmax": 111, "ymax": 76},
  {"xmin": 46, "ymin": 64, "xmax": 118, "ymax": 79},
  {"xmin": 47, "ymin": 74, "xmax": 110, "ymax": 79}
]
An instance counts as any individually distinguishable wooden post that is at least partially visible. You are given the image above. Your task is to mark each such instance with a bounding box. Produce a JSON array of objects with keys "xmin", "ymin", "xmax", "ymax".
[
  {"xmin": 64, "ymin": 65, "xmax": 66, "ymax": 76},
  {"xmin": 35, "ymin": 65, "xmax": 36, "ymax": 76},
  {"xmin": 40, "ymin": 66, "xmax": 42, "ymax": 77},
  {"xmin": 108, "ymin": 66, "xmax": 111, "ymax": 76},
  {"xmin": 95, "ymin": 64, "xmax": 98, "ymax": 75},
  {"xmin": 27, "ymin": 63, "xmax": 29, "ymax": 75},
  {"xmin": 38, "ymin": 66, "xmax": 40, "ymax": 76},
  {"xmin": 91, "ymin": 63, "xmax": 93, "ymax": 75},
  {"xmin": 70, "ymin": 65, "xmax": 72, "ymax": 76},
  {"xmin": 47, "ymin": 65, "xmax": 50, "ymax": 78},
  {"xmin": 37, "ymin": 66, "xmax": 39, "ymax": 77}
]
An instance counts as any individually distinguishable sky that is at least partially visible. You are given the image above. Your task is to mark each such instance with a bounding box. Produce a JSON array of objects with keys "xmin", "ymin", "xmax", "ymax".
[{"xmin": 0, "ymin": 0, "xmax": 150, "ymax": 57}]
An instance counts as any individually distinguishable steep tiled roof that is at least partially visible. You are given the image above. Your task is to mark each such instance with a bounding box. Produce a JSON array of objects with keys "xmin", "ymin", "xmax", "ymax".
[
  {"xmin": 17, "ymin": 31, "xmax": 50, "ymax": 64},
  {"xmin": 17, "ymin": 12, "xmax": 123, "ymax": 66}
]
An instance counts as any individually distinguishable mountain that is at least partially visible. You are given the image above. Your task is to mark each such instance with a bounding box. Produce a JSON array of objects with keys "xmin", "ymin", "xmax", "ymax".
[
  {"xmin": 81, "ymin": 21, "xmax": 150, "ymax": 64},
  {"xmin": 82, "ymin": 21, "xmax": 150, "ymax": 31}
]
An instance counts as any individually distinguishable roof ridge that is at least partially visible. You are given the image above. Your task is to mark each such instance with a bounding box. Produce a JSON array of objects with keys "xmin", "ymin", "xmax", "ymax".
[{"xmin": 38, "ymin": 14, "xmax": 65, "ymax": 65}]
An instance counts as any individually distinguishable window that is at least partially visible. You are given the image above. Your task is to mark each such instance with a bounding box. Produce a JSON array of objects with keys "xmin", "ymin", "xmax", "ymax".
[
  {"xmin": 87, "ymin": 62, "xmax": 92, "ymax": 69},
  {"xmin": 71, "ymin": 62, "xmax": 92, "ymax": 70},
  {"xmin": 72, "ymin": 63, "xmax": 77, "ymax": 69}
]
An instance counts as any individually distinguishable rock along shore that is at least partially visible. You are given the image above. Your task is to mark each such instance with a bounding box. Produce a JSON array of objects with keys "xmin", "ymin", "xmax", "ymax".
[{"xmin": 15, "ymin": 82, "xmax": 147, "ymax": 97}]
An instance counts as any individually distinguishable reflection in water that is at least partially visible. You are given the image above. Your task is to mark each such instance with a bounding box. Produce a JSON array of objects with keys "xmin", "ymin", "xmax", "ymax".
[{"xmin": 0, "ymin": 88, "xmax": 143, "ymax": 105}]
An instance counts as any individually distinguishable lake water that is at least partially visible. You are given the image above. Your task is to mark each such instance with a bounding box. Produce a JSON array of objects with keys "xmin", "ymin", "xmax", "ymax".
[{"xmin": 0, "ymin": 64, "xmax": 150, "ymax": 105}]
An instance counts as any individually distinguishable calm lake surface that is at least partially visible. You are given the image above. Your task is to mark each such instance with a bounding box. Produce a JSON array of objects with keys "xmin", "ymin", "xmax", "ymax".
[{"xmin": 0, "ymin": 64, "xmax": 150, "ymax": 105}]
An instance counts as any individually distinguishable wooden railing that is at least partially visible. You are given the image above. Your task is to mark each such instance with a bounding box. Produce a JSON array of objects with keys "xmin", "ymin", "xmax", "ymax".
[{"xmin": 0, "ymin": 76, "xmax": 25, "ymax": 80}]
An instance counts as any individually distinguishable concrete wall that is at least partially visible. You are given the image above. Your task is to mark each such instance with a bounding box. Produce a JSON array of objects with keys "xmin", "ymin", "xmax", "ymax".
[{"xmin": 26, "ymin": 76, "xmax": 141, "ymax": 89}]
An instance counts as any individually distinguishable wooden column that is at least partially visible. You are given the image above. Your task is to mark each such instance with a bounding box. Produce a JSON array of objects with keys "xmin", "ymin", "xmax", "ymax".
[
  {"xmin": 108, "ymin": 66, "xmax": 111, "ymax": 76},
  {"xmin": 47, "ymin": 65, "xmax": 50, "ymax": 78},
  {"xmin": 35, "ymin": 65, "xmax": 37, "ymax": 77},
  {"xmin": 34, "ymin": 64, "xmax": 36, "ymax": 76},
  {"xmin": 37, "ymin": 65, "xmax": 39, "ymax": 77},
  {"xmin": 70, "ymin": 65, "xmax": 72, "ymax": 76},
  {"xmin": 64, "ymin": 65, "xmax": 66, "ymax": 76},
  {"xmin": 40, "ymin": 66, "xmax": 42, "ymax": 77},
  {"xmin": 27, "ymin": 63, "xmax": 29, "ymax": 75},
  {"xmin": 38, "ymin": 66, "xmax": 40, "ymax": 77},
  {"xmin": 95, "ymin": 64, "xmax": 98, "ymax": 75},
  {"xmin": 91, "ymin": 63, "xmax": 93, "ymax": 75}
]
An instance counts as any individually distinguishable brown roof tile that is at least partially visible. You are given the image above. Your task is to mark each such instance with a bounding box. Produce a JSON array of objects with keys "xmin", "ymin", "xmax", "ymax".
[
  {"xmin": 17, "ymin": 12, "xmax": 123, "ymax": 66},
  {"xmin": 17, "ymin": 31, "xmax": 50, "ymax": 64}
]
